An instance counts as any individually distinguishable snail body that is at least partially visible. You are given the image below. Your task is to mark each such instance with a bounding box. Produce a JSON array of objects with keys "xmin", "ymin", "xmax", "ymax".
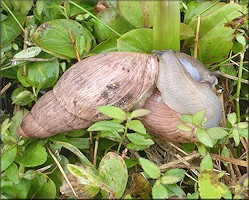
[{"xmin": 18, "ymin": 50, "xmax": 222, "ymax": 143}]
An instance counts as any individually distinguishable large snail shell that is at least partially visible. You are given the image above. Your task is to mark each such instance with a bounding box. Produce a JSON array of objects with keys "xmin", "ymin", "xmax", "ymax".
[
  {"xmin": 18, "ymin": 52, "xmax": 158, "ymax": 138},
  {"xmin": 156, "ymin": 50, "xmax": 222, "ymax": 128},
  {"xmin": 141, "ymin": 89, "xmax": 198, "ymax": 143}
]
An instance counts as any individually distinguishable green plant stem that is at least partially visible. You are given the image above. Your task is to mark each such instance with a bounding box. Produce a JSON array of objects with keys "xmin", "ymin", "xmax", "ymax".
[
  {"xmin": 68, "ymin": 0, "xmax": 121, "ymax": 37},
  {"xmin": 117, "ymin": 125, "xmax": 128, "ymax": 154},
  {"xmin": 153, "ymin": 0, "xmax": 180, "ymax": 51},
  {"xmin": 2, "ymin": 1, "xmax": 25, "ymax": 32},
  {"xmin": 210, "ymin": 52, "xmax": 240, "ymax": 70},
  {"xmin": 235, "ymin": 51, "xmax": 245, "ymax": 123}
]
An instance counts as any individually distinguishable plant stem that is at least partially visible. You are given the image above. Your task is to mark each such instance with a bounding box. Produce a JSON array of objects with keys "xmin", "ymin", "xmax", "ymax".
[
  {"xmin": 153, "ymin": 0, "xmax": 180, "ymax": 51},
  {"xmin": 117, "ymin": 125, "xmax": 128, "ymax": 154},
  {"xmin": 235, "ymin": 51, "xmax": 245, "ymax": 123}
]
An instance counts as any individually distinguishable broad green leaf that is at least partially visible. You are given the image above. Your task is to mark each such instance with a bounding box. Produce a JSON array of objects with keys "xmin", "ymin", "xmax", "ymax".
[
  {"xmin": 67, "ymin": 138, "xmax": 90, "ymax": 150},
  {"xmin": 99, "ymin": 152, "xmax": 128, "ymax": 199},
  {"xmin": 1, "ymin": 13, "xmax": 26, "ymax": 47},
  {"xmin": 227, "ymin": 113, "xmax": 237, "ymax": 125},
  {"xmin": 32, "ymin": 19, "xmax": 95, "ymax": 59},
  {"xmin": 197, "ymin": 143, "xmax": 207, "ymax": 156},
  {"xmin": 54, "ymin": 141, "xmax": 93, "ymax": 168},
  {"xmin": 1, "ymin": 119, "xmax": 12, "ymax": 144},
  {"xmin": 179, "ymin": 114, "xmax": 193, "ymax": 123},
  {"xmin": 182, "ymin": 143, "xmax": 196, "ymax": 153},
  {"xmin": 152, "ymin": 182, "xmax": 168, "ymax": 199},
  {"xmin": 127, "ymin": 133, "xmax": 154, "ymax": 146},
  {"xmin": 236, "ymin": 35, "xmax": 246, "ymax": 46},
  {"xmin": 17, "ymin": 52, "xmax": 59, "ymax": 89},
  {"xmin": 1, "ymin": 177, "xmax": 32, "ymax": 199},
  {"xmin": 232, "ymin": 128, "xmax": 240, "ymax": 146},
  {"xmin": 130, "ymin": 109, "xmax": 151, "ymax": 119},
  {"xmin": 28, "ymin": 172, "xmax": 56, "ymax": 199},
  {"xmin": 192, "ymin": 109, "xmax": 206, "ymax": 126},
  {"xmin": 1, "ymin": 144, "xmax": 17, "ymax": 172},
  {"xmin": 2, "ymin": 0, "xmax": 33, "ymax": 15},
  {"xmin": 118, "ymin": 1, "xmax": 154, "ymax": 28},
  {"xmin": 93, "ymin": 8, "xmax": 134, "ymax": 42},
  {"xmin": 15, "ymin": 143, "xmax": 47, "ymax": 167},
  {"xmin": 187, "ymin": 191, "xmax": 199, "ymax": 199},
  {"xmin": 198, "ymin": 170, "xmax": 232, "ymax": 199},
  {"xmin": 117, "ymin": 29, "xmax": 153, "ymax": 53},
  {"xmin": 91, "ymin": 36, "xmax": 118, "ymax": 55},
  {"xmin": 99, "ymin": 130, "xmax": 121, "ymax": 141},
  {"xmin": 176, "ymin": 124, "xmax": 193, "ymax": 132},
  {"xmin": 180, "ymin": 23, "xmax": 195, "ymax": 40},
  {"xmin": 139, "ymin": 158, "xmax": 160, "ymax": 179},
  {"xmin": 97, "ymin": 106, "xmax": 126, "ymax": 121},
  {"xmin": 165, "ymin": 184, "xmax": 186, "ymax": 198},
  {"xmin": 11, "ymin": 89, "xmax": 33, "ymax": 106},
  {"xmin": 23, "ymin": 170, "xmax": 37, "ymax": 180},
  {"xmin": 236, "ymin": 128, "xmax": 248, "ymax": 138},
  {"xmin": 126, "ymin": 143, "xmax": 150, "ymax": 151},
  {"xmin": 5, "ymin": 163, "xmax": 19, "ymax": 184},
  {"xmin": 207, "ymin": 127, "xmax": 229, "ymax": 139},
  {"xmin": 9, "ymin": 109, "xmax": 29, "ymax": 137},
  {"xmin": 163, "ymin": 168, "xmax": 185, "ymax": 183},
  {"xmin": 196, "ymin": 128, "xmax": 214, "ymax": 147},
  {"xmin": 236, "ymin": 122, "xmax": 248, "ymax": 129},
  {"xmin": 126, "ymin": 120, "xmax": 146, "ymax": 134},
  {"xmin": 220, "ymin": 65, "xmax": 237, "ymax": 77},
  {"xmin": 87, "ymin": 121, "xmax": 124, "ymax": 132},
  {"xmin": 68, "ymin": 164, "xmax": 101, "ymax": 187},
  {"xmin": 221, "ymin": 146, "xmax": 230, "ymax": 167},
  {"xmin": 13, "ymin": 47, "xmax": 42, "ymax": 59},
  {"xmin": 124, "ymin": 158, "xmax": 139, "ymax": 169},
  {"xmin": 200, "ymin": 154, "xmax": 213, "ymax": 172}
]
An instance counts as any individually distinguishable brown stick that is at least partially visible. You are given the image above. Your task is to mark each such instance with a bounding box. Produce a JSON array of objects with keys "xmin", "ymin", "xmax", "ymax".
[
  {"xmin": 22, "ymin": 28, "xmax": 29, "ymax": 76},
  {"xmin": 89, "ymin": 132, "xmax": 94, "ymax": 164},
  {"xmin": 210, "ymin": 153, "xmax": 247, "ymax": 167},
  {"xmin": 68, "ymin": 29, "xmax": 81, "ymax": 62},
  {"xmin": 194, "ymin": 15, "xmax": 201, "ymax": 59},
  {"xmin": 1, "ymin": 82, "xmax": 11, "ymax": 95}
]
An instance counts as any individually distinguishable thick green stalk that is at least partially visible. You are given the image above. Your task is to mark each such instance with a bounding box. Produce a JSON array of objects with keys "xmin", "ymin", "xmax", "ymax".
[{"xmin": 153, "ymin": 0, "xmax": 180, "ymax": 51}]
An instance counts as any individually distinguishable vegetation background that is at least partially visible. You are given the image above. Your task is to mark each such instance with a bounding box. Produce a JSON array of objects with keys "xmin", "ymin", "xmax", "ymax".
[{"xmin": 1, "ymin": 0, "xmax": 248, "ymax": 199}]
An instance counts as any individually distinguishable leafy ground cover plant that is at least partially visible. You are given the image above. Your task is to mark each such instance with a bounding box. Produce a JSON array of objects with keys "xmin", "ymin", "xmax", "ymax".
[{"xmin": 1, "ymin": 0, "xmax": 248, "ymax": 199}]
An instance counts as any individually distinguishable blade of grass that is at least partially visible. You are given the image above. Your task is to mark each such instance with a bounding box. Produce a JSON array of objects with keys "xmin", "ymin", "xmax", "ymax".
[{"xmin": 153, "ymin": 0, "xmax": 180, "ymax": 51}]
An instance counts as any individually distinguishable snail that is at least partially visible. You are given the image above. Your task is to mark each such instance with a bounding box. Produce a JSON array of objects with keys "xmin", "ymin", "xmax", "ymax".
[{"xmin": 18, "ymin": 50, "xmax": 222, "ymax": 143}]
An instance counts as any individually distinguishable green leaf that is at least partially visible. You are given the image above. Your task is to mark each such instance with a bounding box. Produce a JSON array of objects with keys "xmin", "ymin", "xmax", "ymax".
[
  {"xmin": 15, "ymin": 143, "xmax": 47, "ymax": 167},
  {"xmin": 232, "ymin": 128, "xmax": 240, "ymax": 146},
  {"xmin": 1, "ymin": 13, "xmax": 26, "ymax": 47},
  {"xmin": 32, "ymin": 19, "xmax": 95, "ymax": 59},
  {"xmin": 196, "ymin": 128, "xmax": 214, "ymax": 147},
  {"xmin": 93, "ymin": 8, "xmax": 134, "ymax": 42},
  {"xmin": 126, "ymin": 120, "xmax": 146, "ymax": 134},
  {"xmin": 23, "ymin": 170, "xmax": 37, "ymax": 180},
  {"xmin": 1, "ymin": 119, "xmax": 12, "ymax": 144},
  {"xmin": 207, "ymin": 127, "xmax": 229, "ymax": 139},
  {"xmin": 227, "ymin": 113, "xmax": 237, "ymax": 125},
  {"xmin": 139, "ymin": 158, "xmax": 160, "ymax": 179},
  {"xmin": 99, "ymin": 152, "xmax": 128, "ymax": 199},
  {"xmin": 176, "ymin": 124, "xmax": 193, "ymax": 132},
  {"xmin": 5, "ymin": 163, "xmax": 19, "ymax": 184},
  {"xmin": 236, "ymin": 122, "xmax": 248, "ymax": 129},
  {"xmin": 161, "ymin": 169, "xmax": 185, "ymax": 184},
  {"xmin": 11, "ymin": 89, "xmax": 33, "ymax": 106},
  {"xmin": 130, "ymin": 109, "xmax": 151, "ymax": 119},
  {"xmin": 192, "ymin": 109, "xmax": 206, "ymax": 126},
  {"xmin": 236, "ymin": 128, "xmax": 248, "ymax": 138},
  {"xmin": 236, "ymin": 35, "xmax": 246, "ymax": 46},
  {"xmin": 54, "ymin": 141, "xmax": 93, "ymax": 168},
  {"xmin": 200, "ymin": 154, "xmax": 213, "ymax": 172},
  {"xmin": 99, "ymin": 130, "xmax": 121, "ymax": 141},
  {"xmin": 91, "ymin": 36, "xmax": 118, "ymax": 54},
  {"xmin": 127, "ymin": 133, "xmax": 154, "ymax": 146},
  {"xmin": 9, "ymin": 109, "xmax": 29, "ymax": 137},
  {"xmin": 13, "ymin": 47, "xmax": 42, "ymax": 59},
  {"xmin": 117, "ymin": 29, "xmax": 153, "ymax": 53},
  {"xmin": 67, "ymin": 138, "xmax": 90, "ymax": 150},
  {"xmin": 198, "ymin": 170, "xmax": 232, "ymax": 199},
  {"xmin": 126, "ymin": 143, "xmax": 150, "ymax": 151},
  {"xmin": 28, "ymin": 172, "xmax": 56, "ymax": 199},
  {"xmin": 1, "ymin": 176, "xmax": 31, "ymax": 199},
  {"xmin": 118, "ymin": 1, "xmax": 154, "ymax": 28},
  {"xmin": 152, "ymin": 182, "xmax": 168, "ymax": 199},
  {"xmin": 2, "ymin": 0, "xmax": 33, "ymax": 15},
  {"xmin": 1, "ymin": 144, "xmax": 17, "ymax": 172},
  {"xmin": 87, "ymin": 121, "xmax": 124, "ymax": 132},
  {"xmin": 197, "ymin": 143, "xmax": 207, "ymax": 157},
  {"xmin": 179, "ymin": 114, "xmax": 193, "ymax": 123},
  {"xmin": 124, "ymin": 158, "xmax": 139, "ymax": 169},
  {"xmin": 165, "ymin": 184, "xmax": 186, "ymax": 198},
  {"xmin": 17, "ymin": 52, "xmax": 59, "ymax": 89},
  {"xmin": 187, "ymin": 191, "xmax": 199, "ymax": 199},
  {"xmin": 97, "ymin": 106, "xmax": 126, "ymax": 121},
  {"xmin": 68, "ymin": 164, "xmax": 101, "ymax": 187},
  {"xmin": 180, "ymin": 23, "xmax": 195, "ymax": 40},
  {"xmin": 221, "ymin": 146, "xmax": 230, "ymax": 167}
]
